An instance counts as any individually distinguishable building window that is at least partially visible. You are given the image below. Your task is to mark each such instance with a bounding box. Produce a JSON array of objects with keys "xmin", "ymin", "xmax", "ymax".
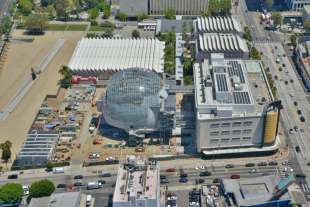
[
  {"xmin": 210, "ymin": 123, "xmax": 220, "ymax": 128},
  {"xmin": 231, "ymin": 138, "xmax": 240, "ymax": 142},
  {"xmin": 221, "ymin": 138, "xmax": 230, "ymax": 142},
  {"xmin": 210, "ymin": 131, "xmax": 219, "ymax": 136},
  {"xmin": 221, "ymin": 131, "xmax": 230, "ymax": 135},
  {"xmin": 222, "ymin": 123, "xmax": 231, "ymax": 127},
  {"xmin": 243, "ymin": 129, "xmax": 252, "ymax": 134},
  {"xmin": 232, "ymin": 122, "xmax": 242, "ymax": 127},
  {"xmin": 243, "ymin": 137, "xmax": 251, "ymax": 140},
  {"xmin": 232, "ymin": 130, "xmax": 241, "ymax": 135},
  {"xmin": 210, "ymin": 139, "xmax": 219, "ymax": 143},
  {"xmin": 243, "ymin": 121, "xmax": 253, "ymax": 126}
]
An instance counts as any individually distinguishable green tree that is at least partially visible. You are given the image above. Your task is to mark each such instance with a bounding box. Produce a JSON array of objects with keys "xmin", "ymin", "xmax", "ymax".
[
  {"xmin": 0, "ymin": 16, "xmax": 13, "ymax": 36},
  {"xmin": 304, "ymin": 20, "xmax": 310, "ymax": 33},
  {"xmin": 131, "ymin": 29, "xmax": 140, "ymax": 38},
  {"xmin": 290, "ymin": 34, "xmax": 297, "ymax": 48},
  {"xmin": 25, "ymin": 13, "xmax": 48, "ymax": 34},
  {"xmin": 59, "ymin": 65, "xmax": 72, "ymax": 88},
  {"xmin": 137, "ymin": 13, "xmax": 148, "ymax": 22},
  {"xmin": 54, "ymin": 0, "xmax": 70, "ymax": 20},
  {"xmin": 116, "ymin": 12, "xmax": 127, "ymax": 21},
  {"xmin": 29, "ymin": 179, "xmax": 55, "ymax": 198},
  {"xmin": 89, "ymin": 7, "xmax": 99, "ymax": 19},
  {"xmin": 0, "ymin": 141, "xmax": 12, "ymax": 151},
  {"xmin": 1, "ymin": 147, "xmax": 11, "ymax": 163},
  {"xmin": 164, "ymin": 9, "xmax": 176, "ymax": 19},
  {"xmin": 46, "ymin": 5, "xmax": 56, "ymax": 19},
  {"xmin": 103, "ymin": 4, "xmax": 111, "ymax": 18},
  {"xmin": 207, "ymin": 0, "xmax": 231, "ymax": 16},
  {"xmin": 243, "ymin": 26, "xmax": 252, "ymax": 41},
  {"xmin": 271, "ymin": 12, "xmax": 282, "ymax": 26},
  {"xmin": 184, "ymin": 75, "xmax": 193, "ymax": 85},
  {"xmin": 18, "ymin": 0, "xmax": 33, "ymax": 15},
  {"xmin": 250, "ymin": 46, "xmax": 261, "ymax": 60},
  {"xmin": 0, "ymin": 183, "xmax": 23, "ymax": 204},
  {"xmin": 183, "ymin": 57, "xmax": 192, "ymax": 75}
]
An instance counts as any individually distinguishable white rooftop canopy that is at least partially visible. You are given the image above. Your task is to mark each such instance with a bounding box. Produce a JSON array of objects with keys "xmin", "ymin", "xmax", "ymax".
[{"xmin": 68, "ymin": 38, "xmax": 165, "ymax": 73}]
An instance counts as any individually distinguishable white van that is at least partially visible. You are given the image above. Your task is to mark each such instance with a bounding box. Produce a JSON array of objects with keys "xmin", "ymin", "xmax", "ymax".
[
  {"xmin": 52, "ymin": 167, "xmax": 64, "ymax": 174},
  {"xmin": 86, "ymin": 194, "xmax": 92, "ymax": 206}
]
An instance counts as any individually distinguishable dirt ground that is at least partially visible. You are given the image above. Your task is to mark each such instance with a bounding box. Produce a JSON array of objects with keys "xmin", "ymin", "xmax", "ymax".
[{"xmin": 0, "ymin": 30, "xmax": 84, "ymax": 159}]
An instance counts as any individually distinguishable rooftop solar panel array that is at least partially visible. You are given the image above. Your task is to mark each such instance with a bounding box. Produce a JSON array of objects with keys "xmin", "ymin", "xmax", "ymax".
[
  {"xmin": 233, "ymin": 91, "xmax": 251, "ymax": 104},
  {"xmin": 227, "ymin": 61, "xmax": 245, "ymax": 83},
  {"xmin": 216, "ymin": 74, "xmax": 228, "ymax": 92}
]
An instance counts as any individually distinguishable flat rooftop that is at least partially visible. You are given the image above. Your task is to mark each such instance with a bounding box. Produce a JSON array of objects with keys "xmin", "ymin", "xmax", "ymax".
[
  {"xmin": 194, "ymin": 54, "xmax": 271, "ymax": 119},
  {"xmin": 68, "ymin": 37, "xmax": 165, "ymax": 73},
  {"xmin": 113, "ymin": 156, "xmax": 159, "ymax": 203},
  {"xmin": 222, "ymin": 175, "xmax": 291, "ymax": 206}
]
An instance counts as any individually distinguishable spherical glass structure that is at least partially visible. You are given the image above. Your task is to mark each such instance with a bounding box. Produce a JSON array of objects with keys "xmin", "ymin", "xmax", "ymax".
[{"xmin": 103, "ymin": 68, "xmax": 165, "ymax": 133}]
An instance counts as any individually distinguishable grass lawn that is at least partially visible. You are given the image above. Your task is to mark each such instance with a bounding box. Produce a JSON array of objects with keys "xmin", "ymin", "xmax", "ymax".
[
  {"xmin": 89, "ymin": 25, "xmax": 107, "ymax": 31},
  {"xmin": 47, "ymin": 24, "xmax": 87, "ymax": 31}
]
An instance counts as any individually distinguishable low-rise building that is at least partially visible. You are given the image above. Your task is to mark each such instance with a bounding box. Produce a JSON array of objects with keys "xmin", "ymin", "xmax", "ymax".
[
  {"xmin": 296, "ymin": 40, "xmax": 310, "ymax": 90},
  {"xmin": 194, "ymin": 53, "xmax": 281, "ymax": 156},
  {"xmin": 29, "ymin": 192, "xmax": 81, "ymax": 207},
  {"xmin": 15, "ymin": 131, "xmax": 59, "ymax": 167},
  {"xmin": 194, "ymin": 16, "xmax": 248, "ymax": 59},
  {"xmin": 286, "ymin": 0, "xmax": 310, "ymax": 11},
  {"xmin": 68, "ymin": 38, "xmax": 165, "ymax": 79},
  {"xmin": 113, "ymin": 156, "xmax": 161, "ymax": 207},
  {"xmin": 222, "ymin": 175, "xmax": 293, "ymax": 207}
]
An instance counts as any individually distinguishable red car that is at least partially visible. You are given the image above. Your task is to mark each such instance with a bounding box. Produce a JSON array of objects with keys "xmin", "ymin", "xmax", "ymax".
[
  {"xmin": 230, "ymin": 174, "xmax": 240, "ymax": 179},
  {"xmin": 165, "ymin": 168, "xmax": 176, "ymax": 173}
]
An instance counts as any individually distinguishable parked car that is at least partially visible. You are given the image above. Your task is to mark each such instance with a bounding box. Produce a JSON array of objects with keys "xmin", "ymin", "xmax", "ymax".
[
  {"xmin": 245, "ymin": 163, "xmax": 255, "ymax": 167},
  {"xmin": 212, "ymin": 178, "xmax": 222, "ymax": 183},
  {"xmin": 160, "ymin": 178, "xmax": 169, "ymax": 184},
  {"xmin": 268, "ymin": 161, "xmax": 278, "ymax": 166},
  {"xmin": 199, "ymin": 171, "xmax": 212, "ymax": 177},
  {"xmin": 230, "ymin": 174, "xmax": 240, "ymax": 179},
  {"xmin": 74, "ymin": 175, "xmax": 83, "ymax": 180},
  {"xmin": 74, "ymin": 182, "xmax": 84, "ymax": 187},
  {"xmin": 160, "ymin": 175, "xmax": 166, "ymax": 179},
  {"xmin": 22, "ymin": 185, "xmax": 29, "ymax": 196},
  {"xmin": 98, "ymin": 180, "xmax": 106, "ymax": 185},
  {"xmin": 295, "ymin": 146, "xmax": 301, "ymax": 153},
  {"xmin": 166, "ymin": 168, "xmax": 176, "ymax": 173},
  {"xmin": 100, "ymin": 173, "xmax": 112, "ymax": 177},
  {"xmin": 225, "ymin": 164, "xmax": 234, "ymax": 168},
  {"xmin": 8, "ymin": 174, "xmax": 18, "ymax": 179},
  {"xmin": 257, "ymin": 162, "xmax": 267, "ymax": 166},
  {"xmin": 197, "ymin": 179, "xmax": 205, "ymax": 184},
  {"xmin": 57, "ymin": 183, "xmax": 66, "ymax": 188},
  {"xmin": 296, "ymin": 174, "xmax": 306, "ymax": 178},
  {"xmin": 179, "ymin": 177, "xmax": 188, "ymax": 183}
]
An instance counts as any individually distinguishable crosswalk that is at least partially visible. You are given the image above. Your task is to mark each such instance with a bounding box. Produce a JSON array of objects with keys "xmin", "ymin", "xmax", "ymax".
[{"xmin": 301, "ymin": 182, "xmax": 310, "ymax": 194}]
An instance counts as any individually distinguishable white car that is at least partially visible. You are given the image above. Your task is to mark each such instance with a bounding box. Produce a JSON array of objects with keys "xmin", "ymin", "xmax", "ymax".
[
  {"xmin": 22, "ymin": 185, "xmax": 29, "ymax": 196},
  {"xmin": 195, "ymin": 166, "xmax": 199, "ymax": 170},
  {"xmin": 200, "ymin": 165, "xmax": 205, "ymax": 170}
]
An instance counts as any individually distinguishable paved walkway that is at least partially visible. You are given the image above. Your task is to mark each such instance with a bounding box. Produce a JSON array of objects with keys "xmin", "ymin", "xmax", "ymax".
[{"xmin": 0, "ymin": 38, "xmax": 65, "ymax": 121}]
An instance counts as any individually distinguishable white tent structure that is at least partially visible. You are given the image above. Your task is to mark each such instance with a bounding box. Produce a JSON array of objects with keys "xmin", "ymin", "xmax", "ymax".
[{"xmin": 68, "ymin": 38, "xmax": 165, "ymax": 79}]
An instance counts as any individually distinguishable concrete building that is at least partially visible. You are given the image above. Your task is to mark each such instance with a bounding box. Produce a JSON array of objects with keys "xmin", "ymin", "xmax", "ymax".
[
  {"xmin": 296, "ymin": 40, "xmax": 310, "ymax": 90},
  {"xmin": 303, "ymin": 5, "xmax": 310, "ymax": 20},
  {"xmin": 149, "ymin": 0, "xmax": 208, "ymax": 15},
  {"xmin": 222, "ymin": 175, "xmax": 293, "ymax": 207},
  {"xmin": 113, "ymin": 156, "xmax": 161, "ymax": 207},
  {"xmin": 194, "ymin": 16, "xmax": 248, "ymax": 59},
  {"xmin": 68, "ymin": 38, "xmax": 165, "ymax": 79},
  {"xmin": 29, "ymin": 192, "xmax": 81, "ymax": 207},
  {"xmin": 119, "ymin": 0, "xmax": 148, "ymax": 17},
  {"xmin": 15, "ymin": 131, "xmax": 59, "ymax": 167},
  {"xmin": 196, "ymin": 16, "xmax": 243, "ymax": 34},
  {"xmin": 194, "ymin": 53, "xmax": 281, "ymax": 155},
  {"xmin": 286, "ymin": 0, "xmax": 310, "ymax": 11}
]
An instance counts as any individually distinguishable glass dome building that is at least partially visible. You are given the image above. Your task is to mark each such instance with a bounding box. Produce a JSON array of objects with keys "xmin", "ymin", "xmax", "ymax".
[{"xmin": 102, "ymin": 68, "xmax": 167, "ymax": 133}]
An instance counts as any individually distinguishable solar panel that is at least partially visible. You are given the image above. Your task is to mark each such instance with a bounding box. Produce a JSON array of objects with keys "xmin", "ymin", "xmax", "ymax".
[
  {"xmin": 233, "ymin": 92, "xmax": 251, "ymax": 104},
  {"xmin": 216, "ymin": 74, "xmax": 228, "ymax": 91},
  {"xmin": 227, "ymin": 61, "xmax": 245, "ymax": 83}
]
